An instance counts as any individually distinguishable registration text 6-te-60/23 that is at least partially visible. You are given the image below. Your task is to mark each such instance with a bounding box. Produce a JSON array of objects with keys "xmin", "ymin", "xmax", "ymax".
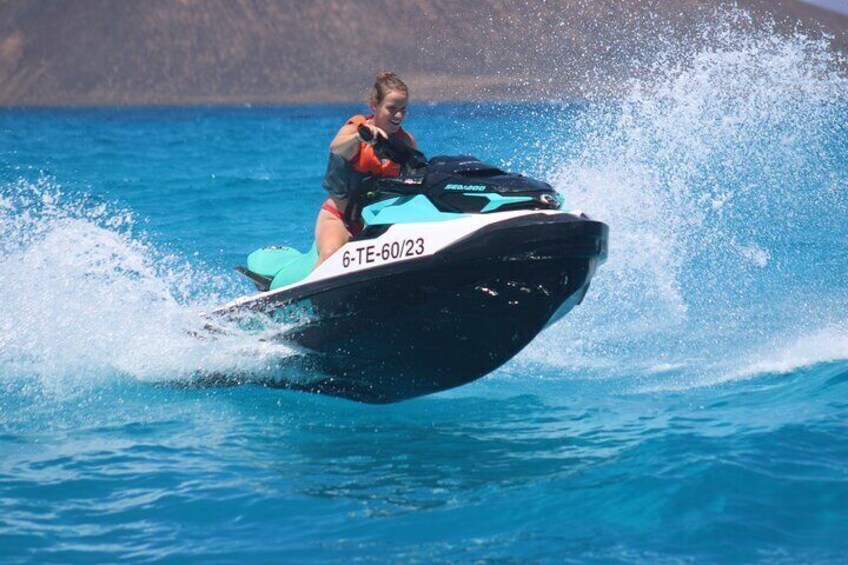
[{"xmin": 342, "ymin": 238, "xmax": 425, "ymax": 268}]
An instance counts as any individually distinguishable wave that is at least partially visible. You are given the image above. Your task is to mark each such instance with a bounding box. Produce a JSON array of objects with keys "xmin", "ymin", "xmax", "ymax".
[
  {"xmin": 527, "ymin": 8, "xmax": 848, "ymax": 386},
  {"xmin": 0, "ymin": 178, "xmax": 297, "ymax": 392}
]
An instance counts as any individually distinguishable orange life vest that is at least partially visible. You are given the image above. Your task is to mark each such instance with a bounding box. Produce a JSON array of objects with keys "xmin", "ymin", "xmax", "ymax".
[{"xmin": 345, "ymin": 114, "xmax": 414, "ymax": 177}]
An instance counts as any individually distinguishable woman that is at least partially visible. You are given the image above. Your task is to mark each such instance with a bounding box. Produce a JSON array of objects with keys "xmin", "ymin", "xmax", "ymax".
[{"xmin": 314, "ymin": 71, "xmax": 418, "ymax": 267}]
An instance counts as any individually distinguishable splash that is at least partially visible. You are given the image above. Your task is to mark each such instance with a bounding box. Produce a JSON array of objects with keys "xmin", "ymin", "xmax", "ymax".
[
  {"xmin": 733, "ymin": 322, "xmax": 848, "ymax": 379},
  {"xmin": 0, "ymin": 177, "xmax": 297, "ymax": 394},
  {"xmin": 529, "ymin": 9, "xmax": 848, "ymax": 385}
]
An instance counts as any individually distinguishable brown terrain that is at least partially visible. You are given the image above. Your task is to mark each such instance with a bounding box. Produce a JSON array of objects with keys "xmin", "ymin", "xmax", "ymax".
[{"xmin": 0, "ymin": 0, "xmax": 845, "ymax": 106}]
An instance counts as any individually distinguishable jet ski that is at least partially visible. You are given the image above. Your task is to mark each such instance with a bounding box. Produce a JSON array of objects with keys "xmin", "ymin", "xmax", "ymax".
[{"xmin": 212, "ymin": 126, "xmax": 608, "ymax": 403}]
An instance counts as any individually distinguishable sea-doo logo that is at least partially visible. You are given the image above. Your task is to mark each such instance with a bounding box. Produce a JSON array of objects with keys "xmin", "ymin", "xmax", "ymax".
[{"xmin": 444, "ymin": 183, "xmax": 487, "ymax": 192}]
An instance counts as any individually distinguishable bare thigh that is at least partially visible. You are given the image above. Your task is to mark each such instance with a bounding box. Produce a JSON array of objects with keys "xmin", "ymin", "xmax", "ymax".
[{"xmin": 314, "ymin": 207, "xmax": 350, "ymax": 268}]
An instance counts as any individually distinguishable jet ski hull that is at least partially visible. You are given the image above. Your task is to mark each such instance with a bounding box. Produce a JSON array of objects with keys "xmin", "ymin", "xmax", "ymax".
[{"xmin": 216, "ymin": 213, "xmax": 607, "ymax": 403}]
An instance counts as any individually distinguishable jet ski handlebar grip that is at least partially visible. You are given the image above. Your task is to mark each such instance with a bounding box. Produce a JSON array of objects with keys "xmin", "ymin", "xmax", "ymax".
[
  {"xmin": 356, "ymin": 123, "xmax": 426, "ymax": 170},
  {"xmin": 357, "ymin": 124, "xmax": 375, "ymax": 143}
]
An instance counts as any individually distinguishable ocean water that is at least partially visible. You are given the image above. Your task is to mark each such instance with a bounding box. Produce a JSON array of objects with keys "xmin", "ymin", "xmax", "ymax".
[{"xmin": 2, "ymin": 17, "xmax": 848, "ymax": 564}]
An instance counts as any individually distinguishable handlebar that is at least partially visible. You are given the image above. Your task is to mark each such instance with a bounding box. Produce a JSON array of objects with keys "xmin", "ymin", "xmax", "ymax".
[
  {"xmin": 357, "ymin": 124, "xmax": 428, "ymax": 170},
  {"xmin": 357, "ymin": 124, "xmax": 375, "ymax": 143}
]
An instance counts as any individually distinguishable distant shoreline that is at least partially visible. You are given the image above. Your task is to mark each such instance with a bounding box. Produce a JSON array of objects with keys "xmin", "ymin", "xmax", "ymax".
[
  {"xmin": 0, "ymin": 99, "xmax": 590, "ymax": 110},
  {"xmin": 0, "ymin": 73, "xmax": 590, "ymax": 108},
  {"xmin": 0, "ymin": 92, "xmax": 585, "ymax": 108}
]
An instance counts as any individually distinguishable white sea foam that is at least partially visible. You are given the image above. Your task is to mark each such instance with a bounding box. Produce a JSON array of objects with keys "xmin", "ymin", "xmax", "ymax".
[
  {"xmin": 733, "ymin": 323, "xmax": 848, "ymax": 380},
  {"xmin": 522, "ymin": 9, "xmax": 848, "ymax": 386},
  {"xmin": 0, "ymin": 178, "xmax": 297, "ymax": 393}
]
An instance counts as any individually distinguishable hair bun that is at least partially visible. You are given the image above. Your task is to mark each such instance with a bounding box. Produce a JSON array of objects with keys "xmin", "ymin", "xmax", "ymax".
[
  {"xmin": 370, "ymin": 71, "xmax": 409, "ymax": 104},
  {"xmin": 375, "ymin": 71, "xmax": 397, "ymax": 81}
]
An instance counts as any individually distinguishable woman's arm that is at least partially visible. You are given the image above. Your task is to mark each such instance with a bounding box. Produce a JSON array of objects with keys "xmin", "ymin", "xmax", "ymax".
[{"xmin": 330, "ymin": 122, "xmax": 387, "ymax": 160}]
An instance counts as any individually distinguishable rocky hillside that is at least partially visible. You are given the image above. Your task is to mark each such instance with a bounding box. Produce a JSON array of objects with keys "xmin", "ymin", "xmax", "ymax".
[{"xmin": 0, "ymin": 0, "xmax": 845, "ymax": 105}]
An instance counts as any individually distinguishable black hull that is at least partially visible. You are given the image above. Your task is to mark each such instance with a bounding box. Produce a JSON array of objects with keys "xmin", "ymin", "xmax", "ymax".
[{"xmin": 222, "ymin": 214, "xmax": 608, "ymax": 403}]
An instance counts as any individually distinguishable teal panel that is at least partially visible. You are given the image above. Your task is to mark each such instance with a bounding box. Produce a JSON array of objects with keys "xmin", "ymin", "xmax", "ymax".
[
  {"xmin": 362, "ymin": 195, "xmax": 464, "ymax": 225},
  {"xmin": 361, "ymin": 197, "xmax": 400, "ymax": 220},
  {"xmin": 465, "ymin": 193, "xmax": 535, "ymax": 212}
]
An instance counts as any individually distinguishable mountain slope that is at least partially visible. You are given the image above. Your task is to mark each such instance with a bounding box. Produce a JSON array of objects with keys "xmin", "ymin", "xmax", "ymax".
[{"xmin": 0, "ymin": 0, "xmax": 844, "ymax": 105}]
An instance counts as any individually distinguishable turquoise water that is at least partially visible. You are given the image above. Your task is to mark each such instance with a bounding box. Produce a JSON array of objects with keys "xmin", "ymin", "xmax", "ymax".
[{"xmin": 2, "ymin": 20, "xmax": 848, "ymax": 563}]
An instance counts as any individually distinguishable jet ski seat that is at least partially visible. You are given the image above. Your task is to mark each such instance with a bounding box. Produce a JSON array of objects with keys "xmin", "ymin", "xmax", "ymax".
[{"xmin": 235, "ymin": 243, "xmax": 319, "ymax": 292}]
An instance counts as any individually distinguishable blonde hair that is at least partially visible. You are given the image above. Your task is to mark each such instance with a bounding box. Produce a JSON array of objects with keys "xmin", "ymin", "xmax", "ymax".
[{"xmin": 369, "ymin": 71, "xmax": 409, "ymax": 104}]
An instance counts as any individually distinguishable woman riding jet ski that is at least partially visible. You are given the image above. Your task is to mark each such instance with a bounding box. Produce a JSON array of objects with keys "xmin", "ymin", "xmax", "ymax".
[
  {"xmin": 213, "ymin": 75, "xmax": 608, "ymax": 403},
  {"xmin": 214, "ymin": 134, "xmax": 608, "ymax": 403},
  {"xmin": 315, "ymin": 71, "xmax": 419, "ymax": 268}
]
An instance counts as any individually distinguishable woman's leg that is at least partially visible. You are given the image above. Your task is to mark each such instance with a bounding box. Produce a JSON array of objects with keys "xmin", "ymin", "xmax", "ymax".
[{"xmin": 314, "ymin": 204, "xmax": 350, "ymax": 268}]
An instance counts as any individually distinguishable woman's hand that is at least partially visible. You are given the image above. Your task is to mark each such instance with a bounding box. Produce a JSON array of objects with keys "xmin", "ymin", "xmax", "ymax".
[
  {"xmin": 330, "ymin": 119, "xmax": 387, "ymax": 159},
  {"xmin": 358, "ymin": 123, "xmax": 388, "ymax": 145}
]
